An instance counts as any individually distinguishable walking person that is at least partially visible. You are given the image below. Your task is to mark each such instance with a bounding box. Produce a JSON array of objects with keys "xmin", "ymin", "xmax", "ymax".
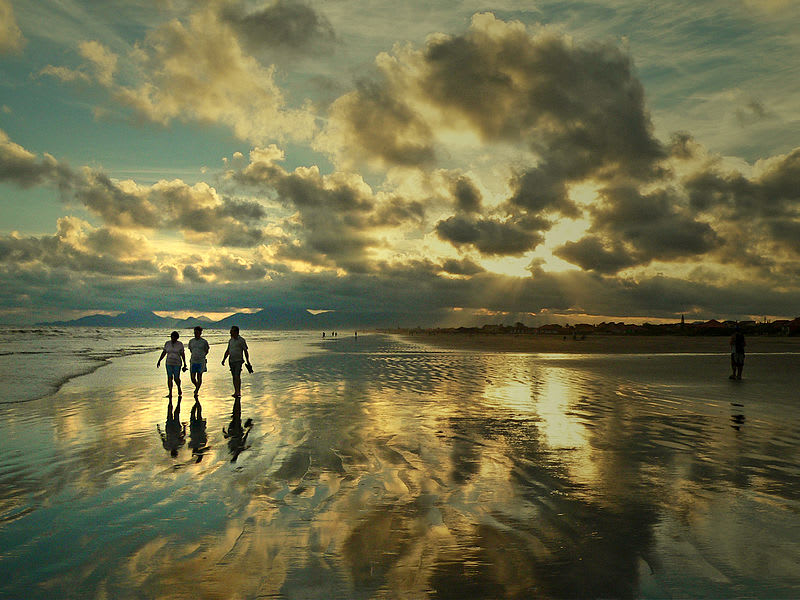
[
  {"xmin": 156, "ymin": 331, "xmax": 187, "ymax": 398},
  {"xmin": 187, "ymin": 326, "xmax": 210, "ymax": 397},
  {"xmin": 730, "ymin": 326, "xmax": 746, "ymax": 380},
  {"xmin": 221, "ymin": 326, "xmax": 251, "ymax": 398}
]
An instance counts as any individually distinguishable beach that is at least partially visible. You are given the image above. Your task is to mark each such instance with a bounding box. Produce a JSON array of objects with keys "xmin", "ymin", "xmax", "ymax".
[
  {"xmin": 401, "ymin": 330, "xmax": 800, "ymax": 355},
  {"xmin": 1, "ymin": 330, "xmax": 800, "ymax": 598}
]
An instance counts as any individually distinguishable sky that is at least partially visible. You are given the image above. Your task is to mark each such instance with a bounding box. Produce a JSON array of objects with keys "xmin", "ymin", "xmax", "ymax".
[{"xmin": 1, "ymin": 0, "xmax": 800, "ymax": 326}]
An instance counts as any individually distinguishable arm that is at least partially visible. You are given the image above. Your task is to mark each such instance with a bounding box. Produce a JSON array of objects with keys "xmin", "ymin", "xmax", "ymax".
[
  {"xmin": 222, "ymin": 347, "xmax": 229, "ymax": 365},
  {"xmin": 181, "ymin": 348, "xmax": 187, "ymax": 369},
  {"xmin": 157, "ymin": 349, "xmax": 166, "ymax": 366},
  {"xmin": 244, "ymin": 347, "xmax": 250, "ymax": 365}
]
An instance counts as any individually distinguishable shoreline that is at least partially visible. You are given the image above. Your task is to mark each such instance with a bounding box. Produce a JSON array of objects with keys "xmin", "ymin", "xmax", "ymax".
[{"xmin": 397, "ymin": 332, "xmax": 800, "ymax": 355}]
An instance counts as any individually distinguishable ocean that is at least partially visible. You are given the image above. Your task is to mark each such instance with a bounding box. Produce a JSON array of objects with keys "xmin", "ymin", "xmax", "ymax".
[{"xmin": 0, "ymin": 329, "xmax": 798, "ymax": 598}]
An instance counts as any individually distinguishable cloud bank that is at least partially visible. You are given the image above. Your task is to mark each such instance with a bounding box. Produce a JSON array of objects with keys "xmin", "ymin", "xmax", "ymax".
[{"xmin": 2, "ymin": 6, "xmax": 800, "ymax": 324}]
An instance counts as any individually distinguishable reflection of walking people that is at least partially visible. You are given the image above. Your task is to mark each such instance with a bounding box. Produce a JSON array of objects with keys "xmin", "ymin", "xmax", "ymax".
[
  {"xmin": 188, "ymin": 399, "xmax": 208, "ymax": 462},
  {"xmin": 221, "ymin": 326, "xmax": 251, "ymax": 398},
  {"xmin": 157, "ymin": 331, "xmax": 187, "ymax": 398},
  {"xmin": 223, "ymin": 396, "xmax": 252, "ymax": 462},
  {"xmin": 730, "ymin": 326, "xmax": 746, "ymax": 380},
  {"xmin": 157, "ymin": 397, "xmax": 186, "ymax": 458},
  {"xmin": 188, "ymin": 326, "xmax": 210, "ymax": 397}
]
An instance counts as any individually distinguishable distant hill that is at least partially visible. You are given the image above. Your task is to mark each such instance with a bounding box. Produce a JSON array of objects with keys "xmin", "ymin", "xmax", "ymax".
[
  {"xmin": 36, "ymin": 306, "xmax": 423, "ymax": 330},
  {"xmin": 41, "ymin": 310, "xmax": 174, "ymax": 328}
]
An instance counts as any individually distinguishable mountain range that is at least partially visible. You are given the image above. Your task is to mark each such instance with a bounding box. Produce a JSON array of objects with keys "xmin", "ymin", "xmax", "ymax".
[{"xmin": 37, "ymin": 307, "xmax": 420, "ymax": 330}]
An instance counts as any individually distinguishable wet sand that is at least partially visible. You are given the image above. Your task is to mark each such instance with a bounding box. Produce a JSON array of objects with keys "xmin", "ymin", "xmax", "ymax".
[
  {"xmin": 402, "ymin": 331, "xmax": 800, "ymax": 355},
  {"xmin": 1, "ymin": 333, "xmax": 800, "ymax": 598}
]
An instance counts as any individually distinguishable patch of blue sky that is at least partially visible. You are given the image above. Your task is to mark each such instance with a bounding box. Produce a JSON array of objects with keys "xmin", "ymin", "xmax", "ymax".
[{"xmin": 0, "ymin": 184, "xmax": 87, "ymax": 235}]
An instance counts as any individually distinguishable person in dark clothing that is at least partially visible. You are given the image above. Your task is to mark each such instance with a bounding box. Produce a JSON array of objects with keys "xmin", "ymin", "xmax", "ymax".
[{"xmin": 730, "ymin": 327, "xmax": 746, "ymax": 380}]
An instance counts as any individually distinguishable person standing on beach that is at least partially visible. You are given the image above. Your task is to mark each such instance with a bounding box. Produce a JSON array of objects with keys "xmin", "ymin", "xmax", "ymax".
[
  {"xmin": 187, "ymin": 326, "xmax": 210, "ymax": 397},
  {"xmin": 157, "ymin": 331, "xmax": 187, "ymax": 398},
  {"xmin": 730, "ymin": 326, "xmax": 746, "ymax": 380},
  {"xmin": 221, "ymin": 326, "xmax": 250, "ymax": 398}
]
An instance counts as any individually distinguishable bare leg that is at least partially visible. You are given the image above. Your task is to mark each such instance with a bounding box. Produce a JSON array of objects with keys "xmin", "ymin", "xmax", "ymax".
[
  {"xmin": 233, "ymin": 372, "xmax": 241, "ymax": 397},
  {"xmin": 176, "ymin": 375, "xmax": 182, "ymax": 397},
  {"xmin": 167, "ymin": 374, "xmax": 173, "ymax": 397}
]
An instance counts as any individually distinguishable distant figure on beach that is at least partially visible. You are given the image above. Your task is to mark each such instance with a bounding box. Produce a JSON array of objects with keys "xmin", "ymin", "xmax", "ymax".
[
  {"xmin": 157, "ymin": 397, "xmax": 186, "ymax": 457},
  {"xmin": 188, "ymin": 398, "xmax": 208, "ymax": 462},
  {"xmin": 156, "ymin": 331, "xmax": 187, "ymax": 398},
  {"xmin": 222, "ymin": 326, "xmax": 251, "ymax": 398},
  {"xmin": 223, "ymin": 396, "xmax": 252, "ymax": 462},
  {"xmin": 187, "ymin": 326, "xmax": 210, "ymax": 397},
  {"xmin": 730, "ymin": 326, "xmax": 746, "ymax": 380}
]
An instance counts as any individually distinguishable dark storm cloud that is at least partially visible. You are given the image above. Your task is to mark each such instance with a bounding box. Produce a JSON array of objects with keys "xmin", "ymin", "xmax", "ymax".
[
  {"xmin": 327, "ymin": 14, "xmax": 664, "ymax": 179},
  {"xmin": 220, "ymin": 0, "xmax": 335, "ymax": 54},
  {"xmin": 554, "ymin": 236, "xmax": 638, "ymax": 274},
  {"xmin": 556, "ymin": 185, "xmax": 720, "ymax": 273},
  {"xmin": 417, "ymin": 15, "xmax": 665, "ymax": 179},
  {"xmin": 336, "ymin": 78, "xmax": 436, "ymax": 167},
  {"xmin": 685, "ymin": 149, "xmax": 800, "ymax": 219},
  {"xmin": 592, "ymin": 186, "xmax": 720, "ymax": 259},
  {"xmin": 451, "ymin": 176, "xmax": 482, "ymax": 213},
  {"xmin": 506, "ymin": 166, "xmax": 577, "ymax": 217},
  {"xmin": 440, "ymin": 257, "xmax": 485, "ymax": 276},
  {"xmin": 435, "ymin": 214, "xmax": 545, "ymax": 256}
]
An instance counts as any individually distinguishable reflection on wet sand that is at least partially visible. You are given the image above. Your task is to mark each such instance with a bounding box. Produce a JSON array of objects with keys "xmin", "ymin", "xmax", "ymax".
[
  {"xmin": 1, "ymin": 335, "xmax": 799, "ymax": 598},
  {"xmin": 223, "ymin": 397, "xmax": 252, "ymax": 462},
  {"xmin": 157, "ymin": 397, "xmax": 185, "ymax": 457},
  {"xmin": 188, "ymin": 399, "xmax": 208, "ymax": 462}
]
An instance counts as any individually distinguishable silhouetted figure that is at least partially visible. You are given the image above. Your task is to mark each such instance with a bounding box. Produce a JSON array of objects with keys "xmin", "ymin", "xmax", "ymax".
[
  {"xmin": 157, "ymin": 331, "xmax": 187, "ymax": 398},
  {"xmin": 222, "ymin": 397, "xmax": 252, "ymax": 462},
  {"xmin": 222, "ymin": 326, "xmax": 251, "ymax": 398},
  {"xmin": 188, "ymin": 398, "xmax": 208, "ymax": 462},
  {"xmin": 157, "ymin": 397, "xmax": 186, "ymax": 458},
  {"xmin": 730, "ymin": 326, "xmax": 746, "ymax": 380},
  {"xmin": 322, "ymin": 331, "xmax": 325, "ymax": 338},
  {"xmin": 188, "ymin": 325, "xmax": 210, "ymax": 397}
]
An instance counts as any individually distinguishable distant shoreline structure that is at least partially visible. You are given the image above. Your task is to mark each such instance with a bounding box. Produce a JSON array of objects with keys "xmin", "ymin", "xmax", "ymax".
[{"xmin": 381, "ymin": 317, "xmax": 800, "ymax": 338}]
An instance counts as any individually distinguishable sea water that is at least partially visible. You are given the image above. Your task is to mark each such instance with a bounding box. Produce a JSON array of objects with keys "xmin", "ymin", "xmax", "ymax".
[{"xmin": 0, "ymin": 331, "xmax": 798, "ymax": 598}]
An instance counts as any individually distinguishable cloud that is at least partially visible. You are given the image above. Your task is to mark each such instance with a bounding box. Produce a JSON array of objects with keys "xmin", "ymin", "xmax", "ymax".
[
  {"xmin": 319, "ymin": 13, "xmax": 664, "ymax": 181},
  {"xmin": 0, "ymin": 130, "xmax": 74, "ymax": 189},
  {"xmin": 554, "ymin": 236, "xmax": 638, "ymax": 274},
  {"xmin": 220, "ymin": 0, "xmax": 335, "ymax": 55},
  {"xmin": 435, "ymin": 214, "xmax": 545, "ymax": 256},
  {"xmin": 321, "ymin": 79, "xmax": 436, "ymax": 169},
  {"xmin": 0, "ymin": 0, "xmax": 24, "ymax": 54},
  {"xmin": 233, "ymin": 146, "xmax": 429, "ymax": 272},
  {"xmin": 41, "ymin": 6, "xmax": 316, "ymax": 144},
  {"xmin": 0, "ymin": 217, "xmax": 157, "ymax": 277},
  {"xmin": 555, "ymin": 184, "xmax": 720, "ymax": 273},
  {"xmin": 440, "ymin": 257, "xmax": 485, "ymax": 276},
  {"xmin": 450, "ymin": 175, "xmax": 482, "ymax": 213}
]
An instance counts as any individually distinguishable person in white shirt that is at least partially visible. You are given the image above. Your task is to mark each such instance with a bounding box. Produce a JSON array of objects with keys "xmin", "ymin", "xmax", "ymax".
[
  {"xmin": 221, "ymin": 326, "xmax": 250, "ymax": 398},
  {"xmin": 156, "ymin": 331, "xmax": 187, "ymax": 398},
  {"xmin": 187, "ymin": 326, "xmax": 210, "ymax": 397}
]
